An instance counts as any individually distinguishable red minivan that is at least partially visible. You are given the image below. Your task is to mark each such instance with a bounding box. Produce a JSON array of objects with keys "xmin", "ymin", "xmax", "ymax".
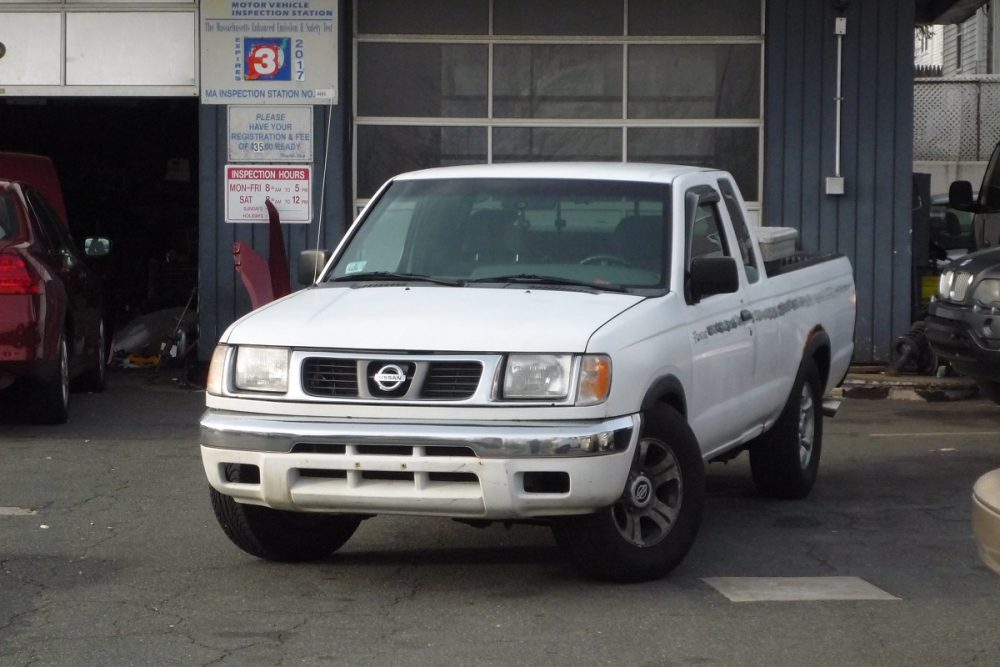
[{"xmin": 0, "ymin": 154, "xmax": 108, "ymax": 424}]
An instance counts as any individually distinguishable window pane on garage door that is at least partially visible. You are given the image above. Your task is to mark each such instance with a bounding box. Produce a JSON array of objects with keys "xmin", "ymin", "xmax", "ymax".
[
  {"xmin": 629, "ymin": 0, "xmax": 761, "ymax": 36},
  {"xmin": 494, "ymin": 0, "xmax": 622, "ymax": 36},
  {"xmin": 629, "ymin": 45, "xmax": 760, "ymax": 119},
  {"xmin": 494, "ymin": 45, "xmax": 623, "ymax": 119},
  {"xmin": 358, "ymin": 43, "xmax": 488, "ymax": 117},
  {"xmin": 493, "ymin": 127, "xmax": 621, "ymax": 163},
  {"xmin": 357, "ymin": 0, "xmax": 489, "ymax": 35},
  {"xmin": 356, "ymin": 126, "xmax": 487, "ymax": 197},
  {"xmin": 628, "ymin": 127, "xmax": 759, "ymax": 200}
]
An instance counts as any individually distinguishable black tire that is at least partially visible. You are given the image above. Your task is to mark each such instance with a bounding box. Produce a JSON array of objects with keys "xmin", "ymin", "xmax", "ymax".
[
  {"xmin": 28, "ymin": 336, "xmax": 70, "ymax": 425},
  {"xmin": 209, "ymin": 485, "xmax": 362, "ymax": 562},
  {"xmin": 72, "ymin": 320, "xmax": 107, "ymax": 393},
  {"xmin": 976, "ymin": 380, "xmax": 1000, "ymax": 405},
  {"xmin": 750, "ymin": 358, "xmax": 823, "ymax": 499},
  {"xmin": 551, "ymin": 405, "xmax": 705, "ymax": 583}
]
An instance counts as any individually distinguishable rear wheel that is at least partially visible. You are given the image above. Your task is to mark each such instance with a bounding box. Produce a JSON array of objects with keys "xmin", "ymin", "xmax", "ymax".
[
  {"xmin": 551, "ymin": 405, "xmax": 704, "ymax": 583},
  {"xmin": 209, "ymin": 473, "xmax": 362, "ymax": 562},
  {"xmin": 28, "ymin": 336, "xmax": 69, "ymax": 425},
  {"xmin": 750, "ymin": 358, "xmax": 823, "ymax": 499}
]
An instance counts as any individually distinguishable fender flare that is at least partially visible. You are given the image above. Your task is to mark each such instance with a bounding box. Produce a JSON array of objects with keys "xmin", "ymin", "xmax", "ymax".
[
  {"xmin": 802, "ymin": 327, "xmax": 832, "ymax": 387},
  {"xmin": 640, "ymin": 375, "xmax": 688, "ymax": 418}
]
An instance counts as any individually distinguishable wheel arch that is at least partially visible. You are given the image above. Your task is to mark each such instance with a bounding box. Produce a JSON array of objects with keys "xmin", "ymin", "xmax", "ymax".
[
  {"xmin": 640, "ymin": 375, "xmax": 688, "ymax": 419},
  {"xmin": 804, "ymin": 326, "xmax": 831, "ymax": 389}
]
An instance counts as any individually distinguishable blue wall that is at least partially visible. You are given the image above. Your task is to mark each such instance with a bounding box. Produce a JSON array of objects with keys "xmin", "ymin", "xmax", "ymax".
[{"xmin": 764, "ymin": 0, "xmax": 915, "ymax": 363}]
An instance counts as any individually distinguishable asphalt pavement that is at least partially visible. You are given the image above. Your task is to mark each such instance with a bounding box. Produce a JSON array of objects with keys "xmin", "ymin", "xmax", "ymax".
[{"xmin": 1, "ymin": 368, "xmax": 999, "ymax": 666}]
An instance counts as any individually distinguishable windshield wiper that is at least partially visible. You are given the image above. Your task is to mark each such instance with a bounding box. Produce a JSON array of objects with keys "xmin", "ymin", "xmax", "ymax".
[
  {"xmin": 467, "ymin": 274, "xmax": 628, "ymax": 293},
  {"xmin": 330, "ymin": 271, "xmax": 463, "ymax": 287}
]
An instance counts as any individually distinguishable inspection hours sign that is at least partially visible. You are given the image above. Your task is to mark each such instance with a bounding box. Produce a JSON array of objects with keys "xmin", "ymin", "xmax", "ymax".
[{"xmin": 225, "ymin": 165, "xmax": 311, "ymax": 223}]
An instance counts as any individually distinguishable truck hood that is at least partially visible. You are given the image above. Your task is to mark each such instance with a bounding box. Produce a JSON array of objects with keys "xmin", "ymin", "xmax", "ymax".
[
  {"xmin": 946, "ymin": 246, "xmax": 1000, "ymax": 276},
  {"xmin": 224, "ymin": 285, "xmax": 646, "ymax": 352}
]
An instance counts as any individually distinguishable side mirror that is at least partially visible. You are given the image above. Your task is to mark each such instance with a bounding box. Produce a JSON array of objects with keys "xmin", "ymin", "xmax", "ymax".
[
  {"xmin": 298, "ymin": 249, "xmax": 330, "ymax": 285},
  {"xmin": 84, "ymin": 237, "xmax": 111, "ymax": 258},
  {"xmin": 688, "ymin": 256, "xmax": 739, "ymax": 302},
  {"xmin": 949, "ymin": 180, "xmax": 975, "ymax": 211}
]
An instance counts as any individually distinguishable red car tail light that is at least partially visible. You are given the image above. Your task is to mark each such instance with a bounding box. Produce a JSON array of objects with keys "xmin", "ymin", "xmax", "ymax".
[{"xmin": 0, "ymin": 253, "xmax": 41, "ymax": 294}]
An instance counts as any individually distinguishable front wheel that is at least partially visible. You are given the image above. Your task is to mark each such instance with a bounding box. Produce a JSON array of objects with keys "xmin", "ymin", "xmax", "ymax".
[
  {"xmin": 749, "ymin": 358, "xmax": 823, "ymax": 499},
  {"xmin": 72, "ymin": 319, "xmax": 107, "ymax": 393},
  {"xmin": 551, "ymin": 405, "xmax": 705, "ymax": 583},
  {"xmin": 210, "ymin": 487, "xmax": 362, "ymax": 562}
]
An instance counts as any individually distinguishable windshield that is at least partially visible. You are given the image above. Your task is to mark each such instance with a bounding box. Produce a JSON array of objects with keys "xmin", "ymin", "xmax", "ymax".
[{"xmin": 326, "ymin": 177, "xmax": 670, "ymax": 291}]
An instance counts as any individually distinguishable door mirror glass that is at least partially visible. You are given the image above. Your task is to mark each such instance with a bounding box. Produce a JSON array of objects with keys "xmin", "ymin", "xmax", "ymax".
[{"xmin": 84, "ymin": 237, "xmax": 111, "ymax": 257}]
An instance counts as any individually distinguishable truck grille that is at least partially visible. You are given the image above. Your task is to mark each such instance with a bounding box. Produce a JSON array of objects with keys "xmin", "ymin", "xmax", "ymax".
[
  {"xmin": 301, "ymin": 357, "xmax": 483, "ymax": 400},
  {"xmin": 301, "ymin": 358, "xmax": 358, "ymax": 397},
  {"xmin": 422, "ymin": 362, "xmax": 482, "ymax": 399}
]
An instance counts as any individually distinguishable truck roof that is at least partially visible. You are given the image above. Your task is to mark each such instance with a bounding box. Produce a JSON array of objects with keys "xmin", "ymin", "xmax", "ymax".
[{"xmin": 392, "ymin": 162, "xmax": 714, "ymax": 184}]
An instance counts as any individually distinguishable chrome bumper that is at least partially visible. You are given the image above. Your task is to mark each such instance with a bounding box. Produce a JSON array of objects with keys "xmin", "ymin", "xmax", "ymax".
[
  {"xmin": 199, "ymin": 411, "xmax": 641, "ymax": 519},
  {"xmin": 200, "ymin": 410, "xmax": 639, "ymax": 458}
]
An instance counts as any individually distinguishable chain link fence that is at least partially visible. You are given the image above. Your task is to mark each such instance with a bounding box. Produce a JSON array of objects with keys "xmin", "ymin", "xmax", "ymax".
[{"xmin": 914, "ymin": 77, "xmax": 1000, "ymax": 161}]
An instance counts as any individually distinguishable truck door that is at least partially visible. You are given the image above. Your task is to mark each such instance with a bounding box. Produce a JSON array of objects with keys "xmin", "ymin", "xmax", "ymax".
[
  {"xmin": 683, "ymin": 185, "xmax": 759, "ymax": 450},
  {"xmin": 974, "ymin": 142, "xmax": 1000, "ymax": 250},
  {"xmin": 716, "ymin": 177, "xmax": 780, "ymax": 427}
]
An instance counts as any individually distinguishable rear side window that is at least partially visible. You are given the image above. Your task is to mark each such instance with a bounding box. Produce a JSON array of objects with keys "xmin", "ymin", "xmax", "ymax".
[
  {"xmin": 0, "ymin": 191, "xmax": 19, "ymax": 240},
  {"xmin": 25, "ymin": 188, "xmax": 78, "ymax": 257}
]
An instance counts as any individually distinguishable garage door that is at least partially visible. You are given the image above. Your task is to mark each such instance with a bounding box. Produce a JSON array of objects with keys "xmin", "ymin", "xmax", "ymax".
[{"xmin": 354, "ymin": 0, "xmax": 763, "ymax": 216}]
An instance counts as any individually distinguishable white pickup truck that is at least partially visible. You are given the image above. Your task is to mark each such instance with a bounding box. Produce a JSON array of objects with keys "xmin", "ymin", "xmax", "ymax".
[{"xmin": 201, "ymin": 163, "xmax": 856, "ymax": 582}]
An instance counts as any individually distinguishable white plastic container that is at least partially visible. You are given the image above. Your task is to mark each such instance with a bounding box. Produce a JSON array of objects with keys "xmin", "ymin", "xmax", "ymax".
[{"xmin": 756, "ymin": 226, "xmax": 798, "ymax": 262}]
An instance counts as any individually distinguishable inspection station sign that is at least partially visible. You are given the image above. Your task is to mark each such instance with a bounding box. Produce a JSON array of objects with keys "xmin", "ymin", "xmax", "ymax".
[
  {"xmin": 228, "ymin": 105, "xmax": 313, "ymax": 162},
  {"xmin": 224, "ymin": 165, "xmax": 311, "ymax": 223},
  {"xmin": 200, "ymin": 0, "xmax": 337, "ymax": 105}
]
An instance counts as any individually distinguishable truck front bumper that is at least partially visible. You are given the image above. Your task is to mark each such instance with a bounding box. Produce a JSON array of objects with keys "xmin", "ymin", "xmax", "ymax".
[
  {"xmin": 200, "ymin": 410, "xmax": 640, "ymax": 520},
  {"xmin": 925, "ymin": 302, "xmax": 1000, "ymax": 379}
]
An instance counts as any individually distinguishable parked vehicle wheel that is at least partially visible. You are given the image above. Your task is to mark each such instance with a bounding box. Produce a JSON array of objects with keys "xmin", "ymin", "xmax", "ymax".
[
  {"xmin": 26, "ymin": 336, "xmax": 70, "ymax": 425},
  {"xmin": 976, "ymin": 380, "xmax": 1000, "ymax": 405},
  {"xmin": 210, "ymin": 482, "xmax": 362, "ymax": 562},
  {"xmin": 750, "ymin": 358, "xmax": 823, "ymax": 499},
  {"xmin": 551, "ymin": 405, "xmax": 704, "ymax": 583},
  {"xmin": 72, "ymin": 320, "xmax": 107, "ymax": 393}
]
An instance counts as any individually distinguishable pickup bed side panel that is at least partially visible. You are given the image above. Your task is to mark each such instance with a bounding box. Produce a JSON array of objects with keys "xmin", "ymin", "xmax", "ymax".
[{"xmin": 752, "ymin": 256, "xmax": 856, "ymax": 427}]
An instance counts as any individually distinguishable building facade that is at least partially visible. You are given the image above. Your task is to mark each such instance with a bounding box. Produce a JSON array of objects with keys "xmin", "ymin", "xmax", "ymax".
[{"xmin": 0, "ymin": 0, "xmax": 981, "ymax": 363}]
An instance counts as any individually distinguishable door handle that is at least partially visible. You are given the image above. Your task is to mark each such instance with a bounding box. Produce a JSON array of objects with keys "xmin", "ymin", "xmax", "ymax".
[{"xmin": 740, "ymin": 309, "xmax": 754, "ymax": 322}]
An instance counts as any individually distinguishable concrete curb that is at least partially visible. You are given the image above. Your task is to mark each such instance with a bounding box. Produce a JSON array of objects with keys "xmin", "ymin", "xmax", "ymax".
[{"xmin": 831, "ymin": 372, "xmax": 980, "ymax": 402}]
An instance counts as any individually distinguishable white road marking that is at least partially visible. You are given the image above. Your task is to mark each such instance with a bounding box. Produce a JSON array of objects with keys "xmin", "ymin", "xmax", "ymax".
[
  {"xmin": 869, "ymin": 432, "xmax": 1000, "ymax": 438},
  {"xmin": 0, "ymin": 507, "xmax": 38, "ymax": 516},
  {"xmin": 703, "ymin": 577, "xmax": 900, "ymax": 602}
]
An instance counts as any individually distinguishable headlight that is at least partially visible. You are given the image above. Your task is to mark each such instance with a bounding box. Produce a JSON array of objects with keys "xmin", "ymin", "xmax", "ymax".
[
  {"xmin": 206, "ymin": 344, "xmax": 229, "ymax": 396},
  {"xmin": 501, "ymin": 353, "xmax": 612, "ymax": 404},
  {"xmin": 234, "ymin": 346, "xmax": 290, "ymax": 393},
  {"xmin": 973, "ymin": 279, "xmax": 1000, "ymax": 308},
  {"xmin": 503, "ymin": 354, "xmax": 572, "ymax": 399},
  {"xmin": 938, "ymin": 270, "xmax": 953, "ymax": 299}
]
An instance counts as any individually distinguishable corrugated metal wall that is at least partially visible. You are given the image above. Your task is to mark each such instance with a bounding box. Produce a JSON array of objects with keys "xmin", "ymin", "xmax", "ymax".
[{"xmin": 764, "ymin": 0, "xmax": 915, "ymax": 363}]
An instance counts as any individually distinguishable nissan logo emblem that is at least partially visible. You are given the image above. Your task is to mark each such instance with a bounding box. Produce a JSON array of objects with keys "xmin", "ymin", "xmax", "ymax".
[{"xmin": 373, "ymin": 364, "xmax": 407, "ymax": 391}]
